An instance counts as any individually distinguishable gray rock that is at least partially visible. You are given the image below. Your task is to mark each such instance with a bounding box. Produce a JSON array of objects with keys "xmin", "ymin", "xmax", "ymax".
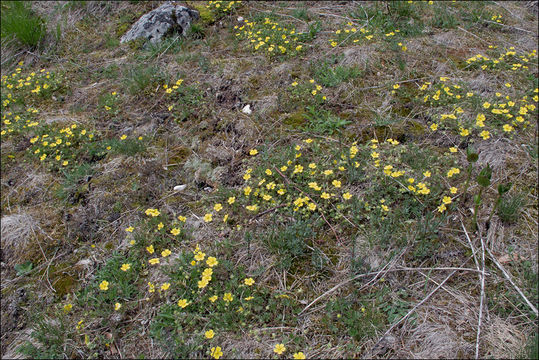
[{"xmin": 120, "ymin": 2, "xmax": 199, "ymax": 44}]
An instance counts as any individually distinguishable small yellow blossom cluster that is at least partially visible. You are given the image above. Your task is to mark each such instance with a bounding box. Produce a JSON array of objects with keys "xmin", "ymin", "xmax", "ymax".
[
  {"xmin": 234, "ymin": 17, "xmax": 304, "ymax": 58},
  {"xmin": 289, "ymin": 78, "xmax": 328, "ymax": 102},
  {"xmin": 273, "ymin": 343, "xmax": 306, "ymax": 359},
  {"xmin": 162, "ymin": 78, "xmax": 184, "ymax": 95},
  {"xmin": 205, "ymin": 138, "xmax": 358, "ymax": 231},
  {"xmin": 0, "ymin": 108, "xmax": 39, "ymax": 137},
  {"xmin": 490, "ymin": 14, "xmax": 503, "ymax": 24},
  {"xmin": 1, "ymin": 62, "xmax": 62, "ymax": 109},
  {"xmin": 206, "ymin": 0, "xmax": 242, "ymax": 16},
  {"xmin": 100, "ymin": 91, "xmax": 120, "ymax": 115},
  {"xmin": 27, "ymin": 123, "xmax": 96, "ymax": 169},
  {"xmin": 427, "ymin": 90, "xmax": 538, "ymax": 140},
  {"xmin": 465, "ymin": 48, "xmax": 537, "ymax": 72},
  {"xmin": 1, "ymin": 66, "xmax": 62, "ymax": 139},
  {"xmin": 418, "ymin": 77, "xmax": 470, "ymax": 106},
  {"xmin": 328, "ymin": 22, "xmax": 374, "ymax": 47},
  {"xmin": 365, "ymin": 138, "xmax": 462, "ymax": 215},
  {"xmin": 479, "ymin": 92, "xmax": 537, "ymax": 134}
]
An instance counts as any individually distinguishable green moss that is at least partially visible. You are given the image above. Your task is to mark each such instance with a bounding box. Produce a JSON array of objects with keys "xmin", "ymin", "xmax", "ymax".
[
  {"xmin": 283, "ymin": 111, "xmax": 306, "ymax": 128},
  {"xmin": 116, "ymin": 22, "xmax": 130, "ymax": 37},
  {"xmin": 168, "ymin": 146, "xmax": 190, "ymax": 165},
  {"xmin": 189, "ymin": 3, "xmax": 215, "ymax": 25},
  {"xmin": 53, "ymin": 275, "xmax": 76, "ymax": 298}
]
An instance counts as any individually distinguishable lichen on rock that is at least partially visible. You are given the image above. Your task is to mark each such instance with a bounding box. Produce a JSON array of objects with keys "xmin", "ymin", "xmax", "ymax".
[{"xmin": 120, "ymin": 2, "xmax": 199, "ymax": 44}]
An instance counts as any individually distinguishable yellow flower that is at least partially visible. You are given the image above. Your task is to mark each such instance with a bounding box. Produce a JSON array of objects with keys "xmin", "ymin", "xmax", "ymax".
[
  {"xmin": 249, "ymin": 149, "xmax": 258, "ymax": 155},
  {"xmin": 203, "ymin": 268, "xmax": 213, "ymax": 278},
  {"xmin": 209, "ymin": 295, "xmax": 218, "ymax": 302},
  {"xmin": 178, "ymin": 215, "xmax": 187, "ymax": 222},
  {"xmin": 343, "ymin": 192, "xmax": 352, "ymax": 200},
  {"xmin": 149, "ymin": 258, "xmax": 160, "ymax": 265},
  {"xmin": 483, "ymin": 102, "xmax": 491, "ymax": 109},
  {"xmin": 332, "ymin": 180, "xmax": 342, "ymax": 188},
  {"xmin": 205, "ymin": 330, "xmax": 215, "ymax": 339},
  {"xmin": 423, "ymin": 171, "xmax": 431, "ymax": 178},
  {"xmin": 146, "ymin": 245, "xmax": 155, "ymax": 254},
  {"xmin": 442, "ymin": 196, "xmax": 452, "ymax": 205},
  {"xmin": 121, "ymin": 263, "xmax": 131, "ymax": 271},
  {"xmin": 291, "ymin": 81, "xmax": 298, "ymax": 87},
  {"xmin": 210, "ymin": 346, "xmax": 223, "ymax": 359},
  {"xmin": 244, "ymin": 186, "xmax": 252, "ymax": 196},
  {"xmin": 393, "ymin": 84, "xmax": 400, "ymax": 90},
  {"xmin": 371, "ymin": 151, "xmax": 379, "ymax": 159},
  {"xmin": 161, "ymin": 249, "xmax": 171, "ymax": 257},
  {"xmin": 177, "ymin": 299, "xmax": 190, "ymax": 308},
  {"xmin": 293, "ymin": 352, "xmax": 306, "ymax": 359},
  {"xmin": 304, "ymin": 138, "xmax": 313, "ymax": 143},
  {"xmin": 450, "ymin": 187, "xmax": 458, "ymax": 194},
  {"xmin": 99, "ymin": 280, "xmax": 109, "ymax": 291},
  {"xmin": 228, "ymin": 196, "xmax": 236, "ymax": 204},
  {"xmin": 198, "ymin": 278, "xmax": 209, "ymax": 288},
  {"xmin": 145, "ymin": 208, "xmax": 160, "ymax": 217},
  {"xmin": 274, "ymin": 343, "xmax": 286, "ymax": 355},
  {"xmin": 214, "ymin": 203, "xmax": 223, "ymax": 212},
  {"xmin": 280, "ymin": 166, "xmax": 288, "ymax": 172},
  {"xmin": 503, "ymin": 124, "xmax": 514, "ymax": 132},
  {"xmin": 207, "ymin": 256, "xmax": 219, "ymax": 267},
  {"xmin": 63, "ymin": 303, "xmax": 73, "ymax": 313},
  {"xmin": 120, "ymin": 135, "xmax": 127, "ymax": 140},
  {"xmin": 114, "ymin": 302, "xmax": 121, "ymax": 311},
  {"xmin": 459, "ymin": 128, "xmax": 470, "ymax": 137},
  {"xmin": 480, "ymin": 130, "xmax": 490, "ymax": 140},
  {"xmin": 449, "ymin": 147, "xmax": 457, "ymax": 153},
  {"xmin": 323, "ymin": 169, "xmax": 333, "ymax": 176},
  {"xmin": 195, "ymin": 252, "xmax": 206, "ymax": 261},
  {"xmin": 223, "ymin": 292, "xmax": 233, "ymax": 302},
  {"xmin": 321, "ymin": 192, "xmax": 330, "ymax": 199},
  {"xmin": 244, "ymin": 278, "xmax": 255, "ymax": 286},
  {"xmin": 243, "ymin": 173, "xmax": 251, "ymax": 181},
  {"xmin": 246, "ymin": 204, "xmax": 258, "ymax": 211},
  {"xmin": 171, "ymin": 228, "xmax": 181, "ymax": 236},
  {"xmin": 438, "ymin": 203, "xmax": 446, "ymax": 212},
  {"xmin": 157, "ymin": 222, "xmax": 164, "ymax": 230},
  {"xmin": 430, "ymin": 123, "xmax": 438, "ymax": 131},
  {"xmin": 307, "ymin": 202, "xmax": 317, "ymax": 211},
  {"xmin": 204, "ymin": 213, "xmax": 213, "ymax": 222}
]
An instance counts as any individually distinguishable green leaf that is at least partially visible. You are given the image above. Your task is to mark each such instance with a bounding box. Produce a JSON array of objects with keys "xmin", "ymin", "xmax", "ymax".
[
  {"xmin": 14, "ymin": 261, "xmax": 33, "ymax": 276},
  {"xmin": 498, "ymin": 182, "xmax": 512, "ymax": 196},
  {"xmin": 476, "ymin": 164, "xmax": 492, "ymax": 187},
  {"xmin": 474, "ymin": 194, "xmax": 481, "ymax": 205},
  {"xmin": 466, "ymin": 146, "xmax": 478, "ymax": 163}
]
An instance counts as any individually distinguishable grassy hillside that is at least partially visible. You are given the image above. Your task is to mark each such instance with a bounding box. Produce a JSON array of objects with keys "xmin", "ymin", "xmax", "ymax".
[{"xmin": 1, "ymin": 1, "xmax": 538, "ymax": 358}]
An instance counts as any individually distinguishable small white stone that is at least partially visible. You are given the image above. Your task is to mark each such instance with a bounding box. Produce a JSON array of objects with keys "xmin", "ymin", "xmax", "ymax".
[
  {"xmin": 237, "ymin": 16, "xmax": 244, "ymax": 22},
  {"xmin": 173, "ymin": 184, "xmax": 187, "ymax": 192},
  {"xmin": 242, "ymin": 104, "xmax": 252, "ymax": 115}
]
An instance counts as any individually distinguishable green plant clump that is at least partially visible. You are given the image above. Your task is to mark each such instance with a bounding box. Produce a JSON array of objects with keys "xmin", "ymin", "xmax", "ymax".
[{"xmin": 1, "ymin": 1, "xmax": 46, "ymax": 48}]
